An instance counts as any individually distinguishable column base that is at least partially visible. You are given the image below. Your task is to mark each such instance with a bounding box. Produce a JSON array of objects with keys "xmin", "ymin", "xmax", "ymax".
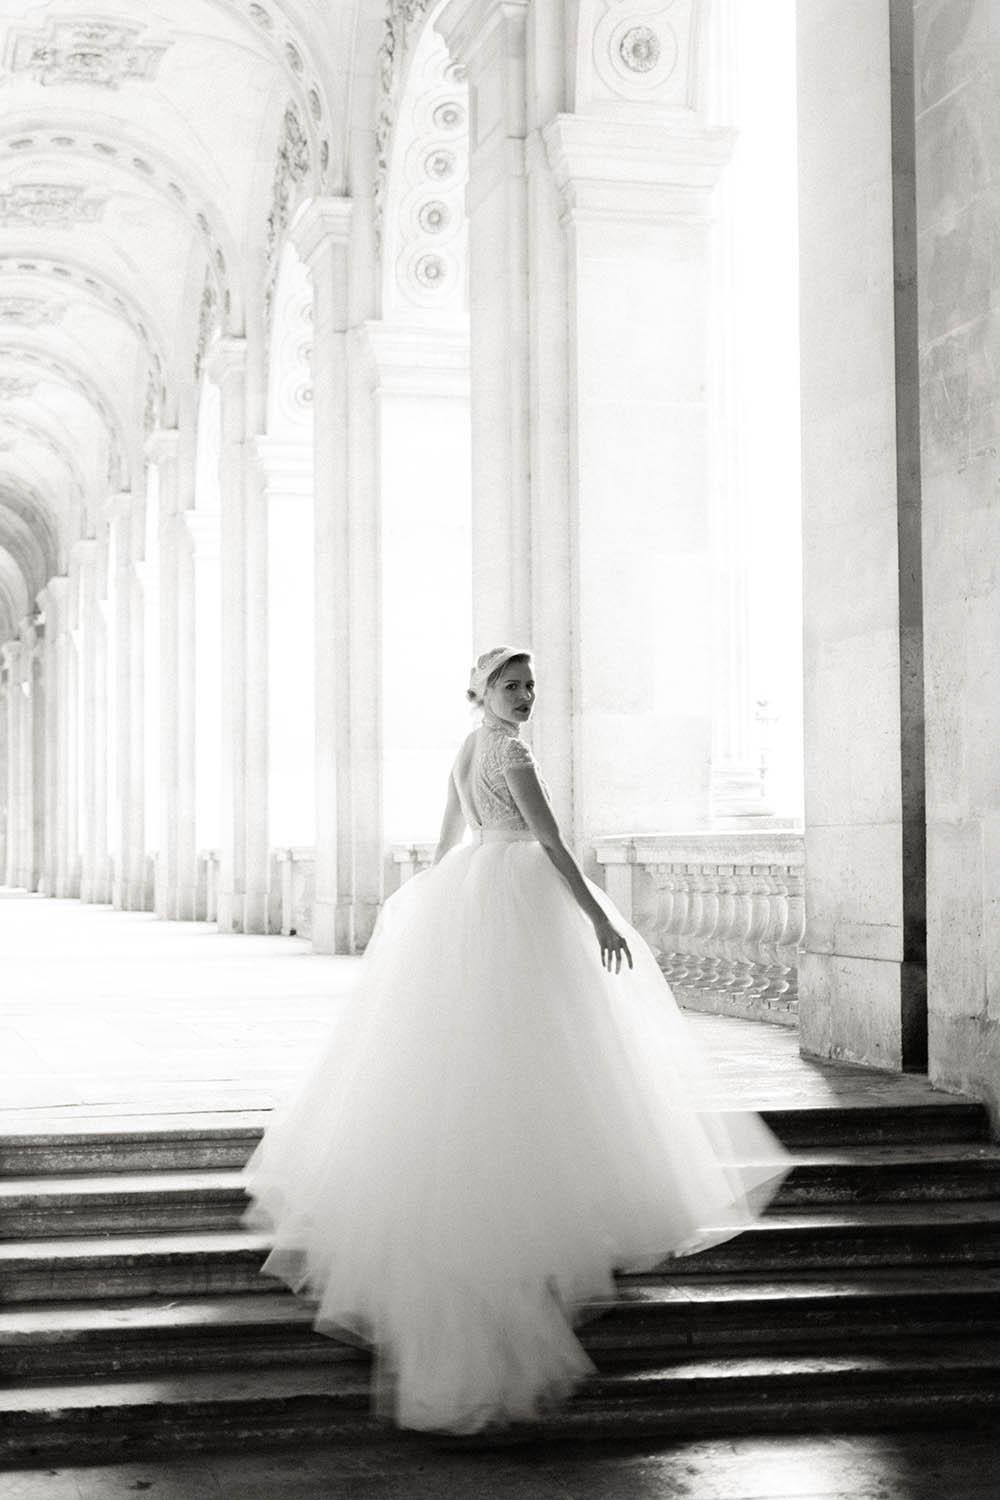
[
  {"xmin": 799, "ymin": 951, "xmax": 928, "ymax": 1072},
  {"xmin": 311, "ymin": 896, "xmax": 346, "ymax": 954},
  {"xmin": 216, "ymin": 889, "xmax": 244, "ymax": 933},
  {"xmin": 173, "ymin": 885, "xmax": 198, "ymax": 922},
  {"xmin": 243, "ymin": 889, "xmax": 270, "ymax": 935}
]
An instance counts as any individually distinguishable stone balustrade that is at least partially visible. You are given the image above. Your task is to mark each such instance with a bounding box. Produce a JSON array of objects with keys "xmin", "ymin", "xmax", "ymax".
[
  {"xmin": 594, "ymin": 832, "xmax": 805, "ymax": 1025},
  {"xmin": 271, "ymin": 847, "xmax": 315, "ymax": 939}
]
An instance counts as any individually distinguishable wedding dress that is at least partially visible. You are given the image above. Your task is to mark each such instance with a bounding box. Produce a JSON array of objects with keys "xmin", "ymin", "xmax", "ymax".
[{"xmin": 245, "ymin": 720, "xmax": 787, "ymax": 1433}]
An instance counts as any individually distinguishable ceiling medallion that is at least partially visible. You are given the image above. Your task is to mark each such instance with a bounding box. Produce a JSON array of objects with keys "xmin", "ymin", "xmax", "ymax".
[
  {"xmin": 0, "ymin": 184, "xmax": 106, "ymax": 229},
  {"xmin": 5, "ymin": 18, "xmax": 170, "ymax": 89},
  {"xmin": 619, "ymin": 25, "xmax": 661, "ymax": 73}
]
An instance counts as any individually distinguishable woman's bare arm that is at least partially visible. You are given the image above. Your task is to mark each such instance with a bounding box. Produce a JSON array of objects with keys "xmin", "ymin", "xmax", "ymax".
[
  {"xmin": 505, "ymin": 763, "xmax": 632, "ymax": 972},
  {"xmin": 433, "ymin": 774, "xmax": 466, "ymax": 864}
]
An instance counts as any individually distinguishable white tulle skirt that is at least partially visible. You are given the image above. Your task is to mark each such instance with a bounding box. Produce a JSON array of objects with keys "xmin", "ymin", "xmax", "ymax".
[{"xmin": 244, "ymin": 833, "xmax": 788, "ymax": 1433}]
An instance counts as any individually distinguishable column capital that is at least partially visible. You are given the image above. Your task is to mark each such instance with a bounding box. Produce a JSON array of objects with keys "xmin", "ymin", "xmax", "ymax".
[
  {"xmin": 289, "ymin": 196, "xmax": 353, "ymax": 268},
  {"xmin": 144, "ymin": 427, "xmax": 180, "ymax": 468},
  {"xmin": 436, "ymin": 0, "xmax": 528, "ymax": 70},
  {"xmin": 252, "ymin": 436, "xmax": 313, "ymax": 497},
  {"xmin": 542, "ymin": 113, "xmax": 735, "ymax": 225},
  {"xmin": 357, "ymin": 320, "xmax": 470, "ymax": 398},
  {"xmin": 205, "ymin": 336, "xmax": 248, "ymax": 391}
]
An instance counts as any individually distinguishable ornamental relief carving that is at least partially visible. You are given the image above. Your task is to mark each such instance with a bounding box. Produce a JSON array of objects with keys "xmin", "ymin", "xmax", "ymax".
[
  {"xmin": 263, "ymin": 104, "xmax": 311, "ymax": 331},
  {"xmin": 0, "ymin": 184, "xmax": 106, "ymax": 229},
  {"xmin": 5, "ymin": 17, "xmax": 171, "ymax": 89},
  {"xmin": 380, "ymin": 22, "xmax": 468, "ymax": 315},
  {"xmin": 0, "ymin": 296, "xmax": 66, "ymax": 327},
  {"xmin": 580, "ymin": 0, "xmax": 700, "ymax": 110},
  {"xmin": 0, "ymin": 376, "xmax": 38, "ymax": 399}
]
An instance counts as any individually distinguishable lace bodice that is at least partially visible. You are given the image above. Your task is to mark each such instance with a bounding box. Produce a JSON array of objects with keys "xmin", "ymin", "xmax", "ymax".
[{"xmin": 455, "ymin": 725, "xmax": 537, "ymax": 832}]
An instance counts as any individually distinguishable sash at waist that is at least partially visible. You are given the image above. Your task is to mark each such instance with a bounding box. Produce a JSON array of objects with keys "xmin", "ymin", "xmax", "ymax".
[{"xmin": 469, "ymin": 829, "xmax": 536, "ymax": 844}]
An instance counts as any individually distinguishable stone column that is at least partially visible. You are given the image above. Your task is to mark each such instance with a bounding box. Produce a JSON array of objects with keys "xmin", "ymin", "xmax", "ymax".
[
  {"xmin": 797, "ymin": 0, "xmax": 925, "ymax": 1070},
  {"xmin": 207, "ymin": 340, "xmax": 250, "ymax": 933},
  {"xmin": 28, "ymin": 619, "xmax": 45, "ymax": 892},
  {"xmin": 437, "ymin": 0, "xmax": 531, "ymax": 650},
  {"xmin": 172, "ymin": 496, "xmax": 199, "ymax": 921},
  {"xmin": 2, "ymin": 641, "xmax": 21, "ymax": 887},
  {"xmin": 915, "ymin": 0, "xmax": 1000, "ymax": 1108},
  {"xmin": 37, "ymin": 578, "xmax": 67, "ymax": 897},
  {"xmin": 439, "ymin": 0, "xmax": 735, "ymax": 846},
  {"xmin": 147, "ymin": 429, "xmax": 181, "ymax": 919},
  {"xmin": 253, "ymin": 437, "xmax": 313, "ymax": 858},
  {"xmin": 12, "ymin": 629, "xmax": 34, "ymax": 890},
  {"xmin": 76, "ymin": 538, "xmax": 111, "ymax": 905},
  {"xmin": 359, "ymin": 323, "xmax": 472, "ymax": 845},
  {"xmin": 242, "ymin": 442, "xmax": 270, "ymax": 935},
  {"xmin": 183, "ymin": 510, "xmax": 221, "ymax": 905},
  {"xmin": 292, "ymin": 197, "xmax": 384, "ymax": 953}
]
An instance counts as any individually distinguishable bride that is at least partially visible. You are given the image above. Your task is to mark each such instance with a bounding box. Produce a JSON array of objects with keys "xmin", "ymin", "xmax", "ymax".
[{"xmin": 245, "ymin": 645, "xmax": 787, "ymax": 1433}]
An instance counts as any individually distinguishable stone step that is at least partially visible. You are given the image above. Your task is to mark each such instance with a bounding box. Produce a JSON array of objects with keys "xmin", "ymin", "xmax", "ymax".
[
  {"xmin": 5, "ymin": 1143, "xmax": 1000, "ymax": 1240},
  {"xmin": 6, "ymin": 1270, "xmax": 1000, "ymax": 1381},
  {"xmin": 5, "ymin": 1339, "xmax": 1000, "ymax": 1463},
  {"xmin": 0, "ymin": 1098, "xmax": 988, "ymax": 1179},
  {"xmin": 6, "ymin": 1204, "xmax": 1000, "ymax": 1306}
]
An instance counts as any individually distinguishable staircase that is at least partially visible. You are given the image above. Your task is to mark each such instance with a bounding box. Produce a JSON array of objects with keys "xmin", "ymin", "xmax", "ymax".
[{"xmin": 3, "ymin": 1097, "xmax": 1000, "ymax": 1463}]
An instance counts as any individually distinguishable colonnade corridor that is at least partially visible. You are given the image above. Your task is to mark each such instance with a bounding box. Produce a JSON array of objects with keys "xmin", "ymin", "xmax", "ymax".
[{"xmin": 3, "ymin": 887, "xmax": 1000, "ymax": 1470}]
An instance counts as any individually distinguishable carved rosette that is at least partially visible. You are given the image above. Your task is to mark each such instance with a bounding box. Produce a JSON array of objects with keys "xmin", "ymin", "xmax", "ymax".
[
  {"xmin": 582, "ymin": 0, "xmax": 696, "ymax": 108},
  {"xmin": 4, "ymin": 18, "xmax": 170, "ymax": 89},
  {"xmin": 379, "ymin": 23, "xmax": 468, "ymax": 314}
]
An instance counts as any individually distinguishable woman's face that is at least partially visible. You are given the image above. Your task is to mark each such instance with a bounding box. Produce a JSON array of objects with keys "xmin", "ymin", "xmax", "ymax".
[{"xmin": 486, "ymin": 659, "xmax": 535, "ymax": 727}]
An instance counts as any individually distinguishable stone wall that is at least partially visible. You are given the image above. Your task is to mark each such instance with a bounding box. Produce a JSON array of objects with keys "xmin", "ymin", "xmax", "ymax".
[
  {"xmin": 796, "ymin": 1, "xmax": 926, "ymax": 1071},
  {"xmin": 917, "ymin": 0, "xmax": 1000, "ymax": 1115}
]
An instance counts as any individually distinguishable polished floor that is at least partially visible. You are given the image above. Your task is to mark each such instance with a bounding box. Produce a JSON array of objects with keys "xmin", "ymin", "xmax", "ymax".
[
  {"xmin": 0, "ymin": 889, "xmax": 963, "ymax": 1126},
  {"xmin": 3, "ymin": 888, "xmax": 1000, "ymax": 1498}
]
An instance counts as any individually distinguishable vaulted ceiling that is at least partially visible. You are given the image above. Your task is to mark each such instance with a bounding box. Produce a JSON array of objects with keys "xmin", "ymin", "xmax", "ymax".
[{"xmin": 0, "ymin": 0, "xmax": 359, "ymax": 641}]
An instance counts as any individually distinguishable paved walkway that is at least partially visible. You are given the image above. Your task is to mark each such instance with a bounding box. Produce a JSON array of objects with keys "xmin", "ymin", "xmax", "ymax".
[{"xmin": 0, "ymin": 888, "xmax": 967, "ymax": 1128}]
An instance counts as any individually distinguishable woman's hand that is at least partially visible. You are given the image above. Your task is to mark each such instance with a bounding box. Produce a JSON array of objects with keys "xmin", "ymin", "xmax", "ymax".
[{"xmin": 592, "ymin": 914, "xmax": 633, "ymax": 974}]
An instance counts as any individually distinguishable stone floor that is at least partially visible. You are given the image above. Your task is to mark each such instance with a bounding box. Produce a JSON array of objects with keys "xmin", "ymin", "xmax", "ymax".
[
  {"xmin": 4, "ymin": 1430, "xmax": 1000, "ymax": 1500},
  {"xmin": 0, "ymin": 889, "xmax": 962, "ymax": 1126},
  {"xmin": 3, "ymin": 888, "xmax": 999, "ymax": 1498}
]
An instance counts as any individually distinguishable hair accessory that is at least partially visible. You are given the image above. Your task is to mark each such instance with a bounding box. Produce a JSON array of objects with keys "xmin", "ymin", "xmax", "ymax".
[{"xmin": 468, "ymin": 645, "xmax": 532, "ymax": 703}]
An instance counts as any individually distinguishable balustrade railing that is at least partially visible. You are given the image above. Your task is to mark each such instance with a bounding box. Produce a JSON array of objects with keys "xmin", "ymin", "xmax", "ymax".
[{"xmin": 594, "ymin": 832, "xmax": 805, "ymax": 1024}]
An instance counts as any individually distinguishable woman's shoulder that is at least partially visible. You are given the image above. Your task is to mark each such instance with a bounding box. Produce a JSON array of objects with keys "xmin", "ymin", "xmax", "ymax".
[{"xmin": 497, "ymin": 732, "xmax": 535, "ymax": 771}]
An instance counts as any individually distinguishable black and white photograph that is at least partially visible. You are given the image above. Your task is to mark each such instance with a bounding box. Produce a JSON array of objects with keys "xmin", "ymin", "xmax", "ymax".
[{"xmin": 1, "ymin": 1, "xmax": 999, "ymax": 1497}]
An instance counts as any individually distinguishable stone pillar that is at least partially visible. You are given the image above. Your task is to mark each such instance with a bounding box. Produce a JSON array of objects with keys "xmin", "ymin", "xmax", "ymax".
[
  {"xmin": 77, "ymin": 538, "xmax": 111, "ymax": 905},
  {"xmin": 359, "ymin": 323, "xmax": 471, "ymax": 845},
  {"xmin": 916, "ymin": 0, "xmax": 1000, "ymax": 1109},
  {"xmin": 292, "ymin": 197, "xmax": 383, "ymax": 953},
  {"xmin": 242, "ymin": 441, "xmax": 270, "ymax": 935},
  {"xmin": 2, "ymin": 641, "xmax": 21, "ymax": 888},
  {"xmin": 28, "ymin": 620, "xmax": 45, "ymax": 892},
  {"xmin": 172, "ymin": 497, "xmax": 199, "ymax": 921},
  {"xmin": 437, "ymin": 0, "xmax": 531, "ymax": 650},
  {"xmin": 797, "ymin": 0, "xmax": 925, "ymax": 1070},
  {"xmin": 147, "ymin": 430, "xmax": 181, "ymax": 919},
  {"xmin": 253, "ymin": 438, "xmax": 314, "ymax": 854},
  {"xmin": 37, "ymin": 579, "xmax": 67, "ymax": 896},
  {"xmin": 439, "ymin": 0, "xmax": 735, "ymax": 845},
  {"xmin": 207, "ymin": 340, "xmax": 250, "ymax": 933},
  {"xmin": 183, "ymin": 510, "xmax": 221, "ymax": 892}
]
